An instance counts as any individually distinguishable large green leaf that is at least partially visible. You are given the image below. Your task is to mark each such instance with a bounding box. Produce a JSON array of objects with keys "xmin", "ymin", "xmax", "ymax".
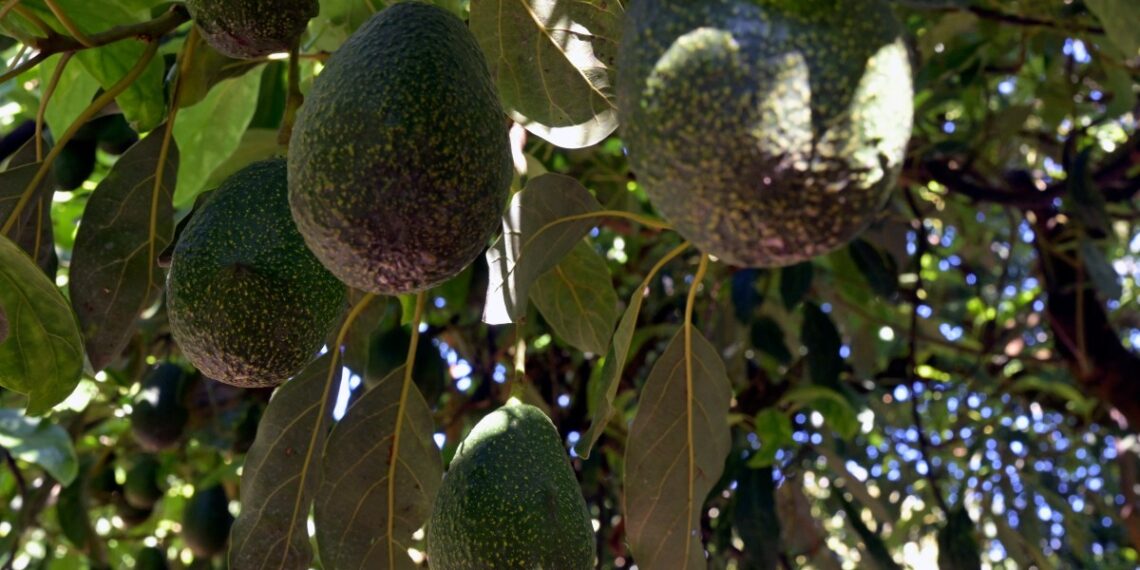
[
  {"xmin": 530, "ymin": 240, "xmax": 619, "ymax": 354},
  {"xmin": 469, "ymin": 0, "xmax": 622, "ymax": 148},
  {"xmin": 228, "ymin": 353, "xmax": 338, "ymax": 569},
  {"xmin": 69, "ymin": 131, "xmax": 176, "ymax": 372},
  {"xmin": 484, "ymin": 173, "xmax": 601, "ymax": 324},
  {"xmin": 624, "ymin": 327, "xmax": 732, "ymax": 570},
  {"xmin": 40, "ymin": 56, "xmax": 101, "ymax": 139},
  {"xmin": 314, "ymin": 366, "xmax": 442, "ymax": 569},
  {"xmin": 1086, "ymin": 0, "xmax": 1140, "ymax": 57},
  {"xmin": 0, "ymin": 409, "xmax": 78, "ymax": 484},
  {"xmin": 0, "ymin": 236, "xmax": 84, "ymax": 415}
]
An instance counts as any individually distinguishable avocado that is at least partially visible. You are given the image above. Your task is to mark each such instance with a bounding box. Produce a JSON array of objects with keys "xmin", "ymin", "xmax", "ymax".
[
  {"xmin": 124, "ymin": 455, "xmax": 164, "ymax": 510},
  {"xmin": 288, "ymin": 1, "xmax": 512, "ymax": 295},
  {"xmin": 166, "ymin": 159, "xmax": 346, "ymax": 388},
  {"xmin": 181, "ymin": 485, "xmax": 234, "ymax": 557},
  {"xmin": 184, "ymin": 0, "xmax": 318, "ymax": 59},
  {"xmin": 114, "ymin": 493, "xmax": 155, "ymax": 527},
  {"xmin": 130, "ymin": 363, "xmax": 189, "ymax": 451},
  {"xmin": 135, "ymin": 546, "xmax": 170, "ymax": 570},
  {"xmin": 616, "ymin": 0, "xmax": 913, "ymax": 267},
  {"xmin": 427, "ymin": 401, "xmax": 594, "ymax": 569},
  {"xmin": 86, "ymin": 454, "xmax": 120, "ymax": 505}
]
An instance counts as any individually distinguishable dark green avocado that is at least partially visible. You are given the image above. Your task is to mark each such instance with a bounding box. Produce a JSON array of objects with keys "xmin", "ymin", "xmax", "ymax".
[
  {"xmin": 130, "ymin": 363, "xmax": 189, "ymax": 451},
  {"xmin": 166, "ymin": 159, "xmax": 346, "ymax": 388},
  {"xmin": 184, "ymin": 0, "xmax": 318, "ymax": 59},
  {"xmin": 181, "ymin": 485, "xmax": 234, "ymax": 557},
  {"xmin": 288, "ymin": 1, "xmax": 512, "ymax": 295},
  {"xmin": 426, "ymin": 400, "xmax": 595, "ymax": 569},
  {"xmin": 616, "ymin": 0, "xmax": 914, "ymax": 267}
]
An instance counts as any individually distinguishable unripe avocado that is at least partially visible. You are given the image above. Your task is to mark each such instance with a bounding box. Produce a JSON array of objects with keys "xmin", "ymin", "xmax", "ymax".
[
  {"xmin": 617, "ymin": 0, "xmax": 914, "ymax": 267},
  {"xmin": 124, "ymin": 455, "xmax": 164, "ymax": 509},
  {"xmin": 288, "ymin": 1, "xmax": 512, "ymax": 295},
  {"xmin": 427, "ymin": 401, "xmax": 594, "ymax": 569},
  {"xmin": 167, "ymin": 159, "xmax": 346, "ymax": 388},
  {"xmin": 130, "ymin": 363, "xmax": 189, "ymax": 452},
  {"xmin": 181, "ymin": 485, "xmax": 234, "ymax": 557},
  {"xmin": 184, "ymin": 0, "xmax": 318, "ymax": 59}
]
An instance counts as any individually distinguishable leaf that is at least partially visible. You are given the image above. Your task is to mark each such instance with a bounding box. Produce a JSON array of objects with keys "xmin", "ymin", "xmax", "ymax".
[
  {"xmin": 530, "ymin": 240, "xmax": 619, "ymax": 354},
  {"xmin": 202, "ymin": 129, "xmax": 283, "ymax": 190},
  {"xmin": 801, "ymin": 303, "xmax": 843, "ymax": 389},
  {"xmin": 0, "ymin": 306, "xmax": 7, "ymax": 343},
  {"xmin": 469, "ymin": 0, "xmax": 622, "ymax": 148},
  {"xmin": 624, "ymin": 327, "xmax": 732, "ymax": 570},
  {"xmin": 228, "ymin": 353, "xmax": 339, "ymax": 569},
  {"xmin": 1080, "ymin": 238, "xmax": 1122, "ymax": 301},
  {"xmin": 67, "ymin": 11, "xmax": 165, "ymax": 131},
  {"xmin": 1, "ymin": 139, "xmax": 57, "ymax": 274},
  {"xmin": 0, "ymin": 409, "xmax": 78, "ymax": 484},
  {"xmin": 173, "ymin": 70, "xmax": 262, "ymax": 206},
  {"xmin": 734, "ymin": 466, "xmax": 780, "ymax": 570},
  {"xmin": 40, "ymin": 55, "xmax": 101, "ymax": 139},
  {"xmin": 69, "ymin": 130, "xmax": 177, "ymax": 372},
  {"xmin": 0, "ymin": 236, "xmax": 84, "ymax": 415},
  {"xmin": 483, "ymin": 173, "xmax": 601, "ymax": 325},
  {"xmin": 1086, "ymin": 0, "xmax": 1140, "ymax": 57},
  {"xmin": 748, "ymin": 408, "xmax": 792, "ymax": 468},
  {"xmin": 730, "ymin": 268, "xmax": 761, "ymax": 323},
  {"xmin": 848, "ymin": 239, "xmax": 898, "ymax": 300},
  {"xmin": 314, "ymin": 366, "xmax": 442, "ymax": 569},
  {"xmin": 779, "ymin": 386, "xmax": 859, "ymax": 439},
  {"xmin": 780, "ymin": 262, "xmax": 813, "ymax": 310},
  {"xmin": 307, "ymin": 0, "xmax": 377, "ymax": 52},
  {"xmin": 750, "ymin": 317, "xmax": 792, "ymax": 364}
]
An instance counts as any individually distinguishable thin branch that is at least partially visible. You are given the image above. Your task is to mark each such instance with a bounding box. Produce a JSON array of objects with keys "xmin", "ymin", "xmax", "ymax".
[{"xmin": 42, "ymin": 0, "xmax": 95, "ymax": 47}]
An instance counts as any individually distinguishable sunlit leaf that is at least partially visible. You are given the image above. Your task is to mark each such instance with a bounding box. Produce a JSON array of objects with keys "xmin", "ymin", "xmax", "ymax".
[
  {"xmin": 0, "ymin": 409, "xmax": 79, "ymax": 484},
  {"xmin": 40, "ymin": 56, "xmax": 100, "ymax": 138},
  {"xmin": 69, "ymin": 130, "xmax": 177, "ymax": 371},
  {"xmin": 530, "ymin": 240, "xmax": 619, "ymax": 354},
  {"xmin": 748, "ymin": 408, "xmax": 792, "ymax": 468},
  {"xmin": 779, "ymin": 385, "xmax": 859, "ymax": 439},
  {"xmin": 314, "ymin": 366, "xmax": 442, "ymax": 569},
  {"xmin": 624, "ymin": 327, "xmax": 732, "ymax": 570}
]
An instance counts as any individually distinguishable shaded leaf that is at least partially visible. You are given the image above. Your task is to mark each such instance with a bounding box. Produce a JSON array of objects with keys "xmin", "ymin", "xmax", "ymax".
[
  {"xmin": 469, "ymin": 0, "xmax": 622, "ymax": 148},
  {"xmin": 531, "ymin": 240, "xmax": 619, "ymax": 354},
  {"xmin": 748, "ymin": 408, "xmax": 792, "ymax": 468},
  {"xmin": 780, "ymin": 262, "xmax": 813, "ymax": 310},
  {"xmin": 484, "ymin": 173, "xmax": 601, "ymax": 324},
  {"xmin": 734, "ymin": 466, "xmax": 780, "ymax": 570},
  {"xmin": 624, "ymin": 327, "xmax": 732, "ymax": 570},
  {"xmin": 779, "ymin": 386, "xmax": 859, "ymax": 439},
  {"xmin": 228, "ymin": 353, "xmax": 338, "ymax": 569},
  {"xmin": 731, "ymin": 268, "xmax": 761, "ymax": 323},
  {"xmin": 315, "ymin": 366, "xmax": 442, "ymax": 569},
  {"xmin": 1, "ymin": 139, "xmax": 57, "ymax": 274},
  {"xmin": 0, "ymin": 409, "xmax": 79, "ymax": 484},
  {"xmin": 1086, "ymin": 0, "xmax": 1140, "ymax": 57},
  {"xmin": 801, "ymin": 303, "xmax": 842, "ymax": 389},
  {"xmin": 1080, "ymin": 239, "xmax": 1122, "ymax": 301},
  {"xmin": 750, "ymin": 317, "xmax": 792, "ymax": 364},
  {"xmin": 848, "ymin": 238, "xmax": 898, "ymax": 300},
  {"xmin": 0, "ymin": 236, "xmax": 84, "ymax": 415},
  {"xmin": 69, "ymin": 130, "xmax": 177, "ymax": 372}
]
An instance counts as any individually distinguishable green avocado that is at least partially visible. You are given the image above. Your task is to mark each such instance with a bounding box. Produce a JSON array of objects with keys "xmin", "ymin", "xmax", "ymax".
[
  {"xmin": 184, "ymin": 0, "xmax": 318, "ymax": 59},
  {"xmin": 616, "ymin": 0, "xmax": 913, "ymax": 267},
  {"xmin": 181, "ymin": 485, "xmax": 234, "ymax": 558},
  {"xmin": 135, "ymin": 546, "xmax": 170, "ymax": 570},
  {"xmin": 288, "ymin": 1, "xmax": 512, "ymax": 295},
  {"xmin": 427, "ymin": 401, "xmax": 594, "ymax": 570},
  {"xmin": 130, "ymin": 363, "xmax": 189, "ymax": 451},
  {"xmin": 167, "ymin": 159, "xmax": 346, "ymax": 388},
  {"xmin": 124, "ymin": 455, "xmax": 164, "ymax": 510}
]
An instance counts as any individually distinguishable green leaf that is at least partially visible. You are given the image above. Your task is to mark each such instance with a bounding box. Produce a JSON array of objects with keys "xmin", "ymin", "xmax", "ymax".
[
  {"xmin": 69, "ymin": 130, "xmax": 177, "ymax": 372},
  {"xmin": 624, "ymin": 327, "xmax": 732, "ymax": 570},
  {"xmin": 40, "ymin": 56, "xmax": 100, "ymax": 139},
  {"xmin": 74, "ymin": 22, "xmax": 165, "ymax": 131},
  {"xmin": 801, "ymin": 303, "xmax": 842, "ymax": 389},
  {"xmin": 1086, "ymin": 0, "xmax": 1140, "ymax": 57},
  {"xmin": 173, "ymin": 70, "xmax": 262, "ymax": 206},
  {"xmin": 314, "ymin": 366, "xmax": 442, "ymax": 569},
  {"xmin": 228, "ymin": 353, "xmax": 338, "ymax": 569},
  {"xmin": 848, "ymin": 238, "xmax": 898, "ymax": 300},
  {"xmin": 779, "ymin": 386, "xmax": 859, "ymax": 439},
  {"xmin": 1, "ymin": 138, "xmax": 57, "ymax": 275},
  {"xmin": 0, "ymin": 306, "xmax": 7, "ymax": 343},
  {"xmin": 307, "ymin": 0, "xmax": 377, "ymax": 52},
  {"xmin": 748, "ymin": 408, "xmax": 792, "ymax": 468},
  {"xmin": 734, "ymin": 466, "xmax": 780, "ymax": 570},
  {"xmin": 530, "ymin": 240, "xmax": 619, "ymax": 354},
  {"xmin": 780, "ymin": 262, "xmax": 813, "ymax": 310},
  {"xmin": 0, "ymin": 236, "xmax": 84, "ymax": 415},
  {"xmin": 750, "ymin": 317, "xmax": 792, "ymax": 364},
  {"xmin": 0, "ymin": 409, "xmax": 78, "ymax": 484},
  {"xmin": 202, "ymin": 129, "xmax": 283, "ymax": 190},
  {"xmin": 1080, "ymin": 239, "xmax": 1123, "ymax": 301},
  {"xmin": 484, "ymin": 173, "xmax": 601, "ymax": 325},
  {"xmin": 469, "ymin": 0, "xmax": 622, "ymax": 148}
]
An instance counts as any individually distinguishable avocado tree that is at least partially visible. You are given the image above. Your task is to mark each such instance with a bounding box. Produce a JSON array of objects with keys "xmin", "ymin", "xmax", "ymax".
[{"xmin": 0, "ymin": 0, "xmax": 1137, "ymax": 568}]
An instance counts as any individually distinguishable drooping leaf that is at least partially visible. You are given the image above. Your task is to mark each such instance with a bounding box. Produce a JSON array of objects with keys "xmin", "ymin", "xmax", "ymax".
[
  {"xmin": 530, "ymin": 240, "xmax": 619, "ymax": 354},
  {"xmin": 1086, "ymin": 0, "xmax": 1140, "ymax": 57},
  {"xmin": 69, "ymin": 130, "xmax": 177, "ymax": 372},
  {"xmin": 1080, "ymin": 238, "xmax": 1122, "ymax": 301},
  {"xmin": 228, "ymin": 353, "xmax": 339, "ymax": 569},
  {"xmin": 780, "ymin": 262, "xmax": 814, "ymax": 310},
  {"xmin": 848, "ymin": 238, "xmax": 899, "ymax": 300},
  {"xmin": 0, "ymin": 236, "xmax": 84, "ymax": 415},
  {"xmin": 801, "ymin": 303, "xmax": 843, "ymax": 389},
  {"xmin": 624, "ymin": 327, "xmax": 732, "ymax": 570},
  {"xmin": 1, "ymin": 139, "xmax": 57, "ymax": 274},
  {"xmin": 0, "ymin": 409, "xmax": 79, "ymax": 484},
  {"xmin": 734, "ymin": 466, "xmax": 780, "ymax": 570},
  {"xmin": 469, "ymin": 0, "xmax": 622, "ymax": 148},
  {"xmin": 484, "ymin": 173, "xmax": 601, "ymax": 324},
  {"xmin": 173, "ymin": 70, "xmax": 262, "ymax": 206},
  {"xmin": 748, "ymin": 408, "xmax": 792, "ymax": 468},
  {"xmin": 314, "ymin": 366, "xmax": 442, "ymax": 569}
]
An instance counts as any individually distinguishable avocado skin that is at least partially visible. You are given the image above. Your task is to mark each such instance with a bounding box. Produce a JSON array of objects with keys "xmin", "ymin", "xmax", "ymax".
[
  {"xmin": 181, "ymin": 485, "xmax": 234, "ymax": 557},
  {"xmin": 167, "ymin": 159, "xmax": 346, "ymax": 388},
  {"xmin": 617, "ymin": 0, "xmax": 913, "ymax": 267},
  {"xmin": 288, "ymin": 1, "xmax": 511, "ymax": 295},
  {"xmin": 427, "ymin": 402, "xmax": 594, "ymax": 570},
  {"xmin": 135, "ymin": 547, "xmax": 170, "ymax": 570},
  {"xmin": 130, "ymin": 363, "xmax": 189, "ymax": 451},
  {"xmin": 184, "ymin": 0, "xmax": 318, "ymax": 59}
]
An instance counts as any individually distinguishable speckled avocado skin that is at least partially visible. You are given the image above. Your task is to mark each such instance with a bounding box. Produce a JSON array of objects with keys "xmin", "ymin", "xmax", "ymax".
[
  {"xmin": 166, "ymin": 159, "xmax": 346, "ymax": 388},
  {"xmin": 617, "ymin": 0, "xmax": 914, "ymax": 267},
  {"xmin": 427, "ymin": 402, "xmax": 594, "ymax": 570},
  {"xmin": 288, "ymin": 1, "xmax": 512, "ymax": 295},
  {"xmin": 184, "ymin": 0, "xmax": 317, "ymax": 59}
]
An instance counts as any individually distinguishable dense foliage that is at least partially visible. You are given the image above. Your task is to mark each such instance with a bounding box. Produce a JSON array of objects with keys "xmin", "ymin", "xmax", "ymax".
[{"xmin": 0, "ymin": 0, "xmax": 1137, "ymax": 568}]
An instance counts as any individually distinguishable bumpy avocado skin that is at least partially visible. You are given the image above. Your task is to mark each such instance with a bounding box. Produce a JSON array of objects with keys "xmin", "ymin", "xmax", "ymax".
[
  {"xmin": 184, "ymin": 0, "xmax": 318, "ymax": 59},
  {"xmin": 427, "ymin": 402, "xmax": 594, "ymax": 570},
  {"xmin": 288, "ymin": 1, "xmax": 512, "ymax": 295},
  {"xmin": 617, "ymin": 0, "xmax": 914, "ymax": 267},
  {"xmin": 166, "ymin": 159, "xmax": 346, "ymax": 388}
]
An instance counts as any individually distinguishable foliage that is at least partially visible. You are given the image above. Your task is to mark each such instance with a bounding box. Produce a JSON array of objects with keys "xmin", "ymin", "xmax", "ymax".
[{"xmin": 0, "ymin": 0, "xmax": 1136, "ymax": 569}]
